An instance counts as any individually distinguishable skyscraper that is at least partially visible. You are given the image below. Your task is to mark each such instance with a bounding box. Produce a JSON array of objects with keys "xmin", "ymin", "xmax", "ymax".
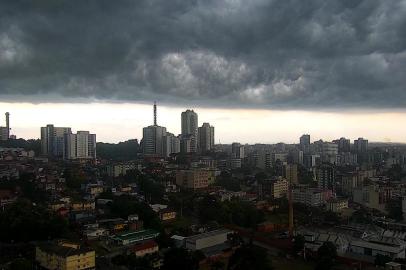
[
  {"xmin": 163, "ymin": 132, "xmax": 180, "ymax": 157},
  {"xmin": 299, "ymin": 134, "xmax": 311, "ymax": 154},
  {"xmin": 333, "ymin": 137, "xmax": 351, "ymax": 153},
  {"xmin": 354, "ymin": 138, "xmax": 368, "ymax": 153},
  {"xmin": 142, "ymin": 102, "xmax": 167, "ymax": 156},
  {"xmin": 181, "ymin": 109, "xmax": 198, "ymax": 152},
  {"xmin": 198, "ymin": 122, "xmax": 214, "ymax": 152}
]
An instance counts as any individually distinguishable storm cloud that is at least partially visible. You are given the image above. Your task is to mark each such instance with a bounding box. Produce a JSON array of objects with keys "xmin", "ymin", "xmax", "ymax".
[{"xmin": 1, "ymin": 0, "xmax": 406, "ymax": 109}]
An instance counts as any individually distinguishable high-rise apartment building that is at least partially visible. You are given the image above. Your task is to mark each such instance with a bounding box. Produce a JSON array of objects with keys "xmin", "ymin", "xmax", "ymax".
[
  {"xmin": 163, "ymin": 132, "xmax": 180, "ymax": 157},
  {"xmin": 65, "ymin": 131, "xmax": 97, "ymax": 160},
  {"xmin": 299, "ymin": 134, "xmax": 311, "ymax": 154},
  {"xmin": 41, "ymin": 124, "xmax": 72, "ymax": 157},
  {"xmin": 333, "ymin": 137, "xmax": 351, "ymax": 153},
  {"xmin": 0, "ymin": 112, "xmax": 10, "ymax": 141},
  {"xmin": 198, "ymin": 122, "xmax": 214, "ymax": 153},
  {"xmin": 181, "ymin": 110, "xmax": 198, "ymax": 152},
  {"xmin": 231, "ymin": 142, "xmax": 245, "ymax": 159},
  {"xmin": 354, "ymin": 138, "xmax": 368, "ymax": 153},
  {"xmin": 285, "ymin": 164, "xmax": 298, "ymax": 185}
]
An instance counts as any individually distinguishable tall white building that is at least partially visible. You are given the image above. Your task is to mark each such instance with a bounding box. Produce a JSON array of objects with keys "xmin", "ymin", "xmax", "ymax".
[
  {"xmin": 181, "ymin": 110, "xmax": 198, "ymax": 152},
  {"xmin": 198, "ymin": 122, "xmax": 214, "ymax": 153},
  {"xmin": 65, "ymin": 131, "xmax": 97, "ymax": 160},
  {"xmin": 163, "ymin": 132, "xmax": 180, "ymax": 157},
  {"xmin": 41, "ymin": 124, "xmax": 72, "ymax": 157}
]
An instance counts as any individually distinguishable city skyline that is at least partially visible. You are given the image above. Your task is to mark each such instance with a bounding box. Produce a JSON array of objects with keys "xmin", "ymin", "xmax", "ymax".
[{"xmin": 2, "ymin": 101, "xmax": 406, "ymax": 144}]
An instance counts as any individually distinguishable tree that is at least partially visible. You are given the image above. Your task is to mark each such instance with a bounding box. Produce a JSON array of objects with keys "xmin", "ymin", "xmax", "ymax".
[
  {"xmin": 315, "ymin": 242, "xmax": 337, "ymax": 270},
  {"xmin": 387, "ymin": 198, "xmax": 403, "ymax": 221},
  {"xmin": 0, "ymin": 199, "xmax": 68, "ymax": 242},
  {"xmin": 9, "ymin": 258, "xmax": 32, "ymax": 270},
  {"xmin": 163, "ymin": 248, "xmax": 201, "ymax": 270},
  {"xmin": 292, "ymin": 235, "xmax": 305, "ymax": 256},
  {"xmin": 228, "ymin": 245, "xmax": 273, "ymax": 270}
]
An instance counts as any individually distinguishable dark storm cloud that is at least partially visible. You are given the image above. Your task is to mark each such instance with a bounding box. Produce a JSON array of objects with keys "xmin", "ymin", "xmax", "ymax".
[{"xmin": 1, "ymin": 0, "xmax": 406, "ymax": 109}]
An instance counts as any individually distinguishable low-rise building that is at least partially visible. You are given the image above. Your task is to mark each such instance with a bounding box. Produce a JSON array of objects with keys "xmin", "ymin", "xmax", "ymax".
[
  {"xmin": 326, "ymin": 198, "xmax": 349, "ymax": 213},
  {"xmin": 185, "ymin": 229, "xmax": 231, "ymax": 251},
  {"xmin": 110, "ymin": 229, "xmax": 160, "ymax": 246},
  {"xmin": 176, "ymin": 169, "xmax": 213, "ymax": 190},
  {"xmin": 292, "ymin": 186, "xmax": 333, "ymax": 207},
  {"xmin": 35, "ymin": 242, "xmax": 95, "ymax": 270},
  {"xmin": 132, "ymin": 240, "xmax": 159, "ymax": 257}
]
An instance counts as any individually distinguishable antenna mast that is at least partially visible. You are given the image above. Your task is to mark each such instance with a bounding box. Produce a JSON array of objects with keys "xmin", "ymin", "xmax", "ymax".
[{"xmin": 153, "ymin": 101, "xmax": 157, "ymax": 126}]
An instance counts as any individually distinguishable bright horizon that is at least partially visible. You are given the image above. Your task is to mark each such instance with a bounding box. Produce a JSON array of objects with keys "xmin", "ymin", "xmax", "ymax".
[{"xmin": 1, "ymin": 102, "xmax": 406, "ymax": 144}]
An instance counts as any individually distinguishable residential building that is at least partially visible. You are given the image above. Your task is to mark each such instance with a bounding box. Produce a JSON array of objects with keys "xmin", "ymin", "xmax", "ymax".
[
  {"xmin": 231, "ymin": 143, "xmax": 245, "ymax": 159},
  {"xmin": 163, "ymin": 132, "xmax": 180, "ymax": 157},
  {"xmin": 181, "ymin": 109, "xmax": 198, "ymax": 152},
  {"xmin": 353, "ymin": 184, "xmax": 392, "ymax": 213},
  {"xmin": 333, "ymin": 137, "xmax": 351, "ymax": 153},
  {"xmin": 327, "ymin": 198, "xmax": 349, "ymax": 213},
  {"xmin": 132, "ymin": 240, "xmax": 159, "ymax": 257},
  {"xmin": 0, "ymin": 112, "xmax": 10, "ymax": 141},
  {"xmin": 176, "ymin": 169, "xmax": 214, "ymax": 190},
  {"xmin": 65, "ymin": 131, "xmax": 97, "ymax": 160},
  {"xmin": 300, "ymin": 134, "xmax": 311, "ymax": 154},
  {"xmin": 292, "ymin": 186, "xmax": 333, "ymax": 207},
  {"xmin": 271, "ymin": 178, "xmax": 289, "ymax": 199},
  {"xmin": 285, "ymin": 164, "xmax": 298, "ymax": 185},
  {"xmin": 317, "ymin": 163, "xmax": 336, "ymax": 191},
  {"xmin": 198, "ymin": 122, "xmax": 215, "ymax": 153},
  {"xmin": 35, "ymin": 242, "xmax": 95, "ymax": 270},
  {"xmin": 41, "ymin": 124, "xmax": 72, "ymax": 157}
]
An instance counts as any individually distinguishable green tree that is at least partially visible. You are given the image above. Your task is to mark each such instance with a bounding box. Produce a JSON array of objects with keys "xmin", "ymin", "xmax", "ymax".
[
  {"xmin": 9, "ymin": 258, "xmax": 32, "ymax": 270},
  {"xmin": 386, "ymin": 198, "xmax": 403, "ymax": 221},
  {"xmin": 211, "ymin": 260, "xmax": 225, "ymax": 270}
]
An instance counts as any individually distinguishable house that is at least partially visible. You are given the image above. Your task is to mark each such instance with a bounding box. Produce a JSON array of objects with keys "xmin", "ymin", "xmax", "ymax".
[{"xmin": 132, "ymin": 240, "xmax": 159, "ymax": 257}]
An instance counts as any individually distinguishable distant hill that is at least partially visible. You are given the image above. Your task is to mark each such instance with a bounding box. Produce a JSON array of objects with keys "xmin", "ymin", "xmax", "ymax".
[
  {"xmin": 0, "ymin": 139, "xmax": 41, "ymax": 154},
  {"xmin": 96, "ymin": 139, "xmax": 140, "ymax": 161}
]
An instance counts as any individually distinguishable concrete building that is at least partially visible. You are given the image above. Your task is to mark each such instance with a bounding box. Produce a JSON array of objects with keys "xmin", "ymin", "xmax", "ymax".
[
  {"xmin": 181, "ymin": 109, "xmax": 198, "ymax": 152},
  {"xmin": 175, "ymin": 169, "xmax": 214, "ymax": 190},
  {"xmin": 0, "ymin": 112, "xmax": 10, "ymax": 141},
  {"xmin": 271, "ymin": 178, "xmax": 289, "ymax": 199},
  {"xmin": 321, "ymin": 142, "xmax": 338, "ymax": 164},
  {"xmin": 300, "ymin": 134, "xmax": 311, "ymax": 154},
  {"xmin": 354, "ymin": 137, "xmax": 369, "ymax": 153},
  {"xmin": 317, "ymin": 163, "xmax": 336, "ymax": 191},
  {"xmin": 65, "ymin": 131, "xmax": 96, "ymax": 160},
  {"xmin": 35, "ymin": 242, "xmax": 95, "ymax": 270},
  {"xmin": 333, "ymin": 137, "xmax": 351, "ymax": 153},
  {"xmin": 231, "ymin": 143, "xmax": 245, "ymax": 159},
  {"xmin": 198, "ymin": 122, "xmax": 215, "ymax": 153},
  {"xmin": 353, "ymin": 184, "xmax": 392, "ymax": 213},
  {"xmin": 327, "ymin": 198, "xmax": 349, "ymax": 213},
  {"xmin": 41, "ymin": 124, "xmax": 72, "ymax": 158},
  {"xmin": 185, "ymin": 229, "xmax": 231, "ymax": 251},
  {"xmin": 163, "ymin": 132, "xmax": 180, "ymax": 157},
  {"xmin": 292, "ymin": 186, "xmax": 333, "ymax": 207},
  {"xmin": 285, "ymin": 164, "xmax": 298, "ymax": 185}
]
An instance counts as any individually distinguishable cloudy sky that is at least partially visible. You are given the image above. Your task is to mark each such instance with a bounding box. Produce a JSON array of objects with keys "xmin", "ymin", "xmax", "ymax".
[{"xmin": 1, "ymin": 0, "xmax": 406, "ymax": 143}]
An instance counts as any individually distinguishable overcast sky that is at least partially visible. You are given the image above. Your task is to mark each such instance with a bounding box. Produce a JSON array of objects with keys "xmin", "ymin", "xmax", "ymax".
[{"xmin": 1, "ymin": 0, "xmax": 406, "ymax": 143}]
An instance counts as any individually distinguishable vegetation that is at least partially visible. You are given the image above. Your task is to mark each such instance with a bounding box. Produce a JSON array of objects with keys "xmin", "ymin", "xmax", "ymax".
[
  {"xmin": 0, "ymin": 199, "xmax": 68, "ymax": 242},
  {"xmin": 163, "ymin": 247, "xmax": 203, "ymax": 270},
  {"xmin": 227, "ymin": 245, "xmax": 273, "ymax": 270},
  {"xmin": 315, "ymin": 241, "xmax": 337, "ymax": 270},
  {"xmin": 96, "ymin": 139, "xmax": 140, "ymax": 160},
  {"xmin": 0, "ymin": 138, "xmax": 41, "ymax": 154}
]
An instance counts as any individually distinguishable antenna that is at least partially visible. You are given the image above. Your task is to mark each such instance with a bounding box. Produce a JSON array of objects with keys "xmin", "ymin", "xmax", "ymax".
[{"xmin": 153, "ymin": 101, "xmax": 157, "ymax": 126}]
